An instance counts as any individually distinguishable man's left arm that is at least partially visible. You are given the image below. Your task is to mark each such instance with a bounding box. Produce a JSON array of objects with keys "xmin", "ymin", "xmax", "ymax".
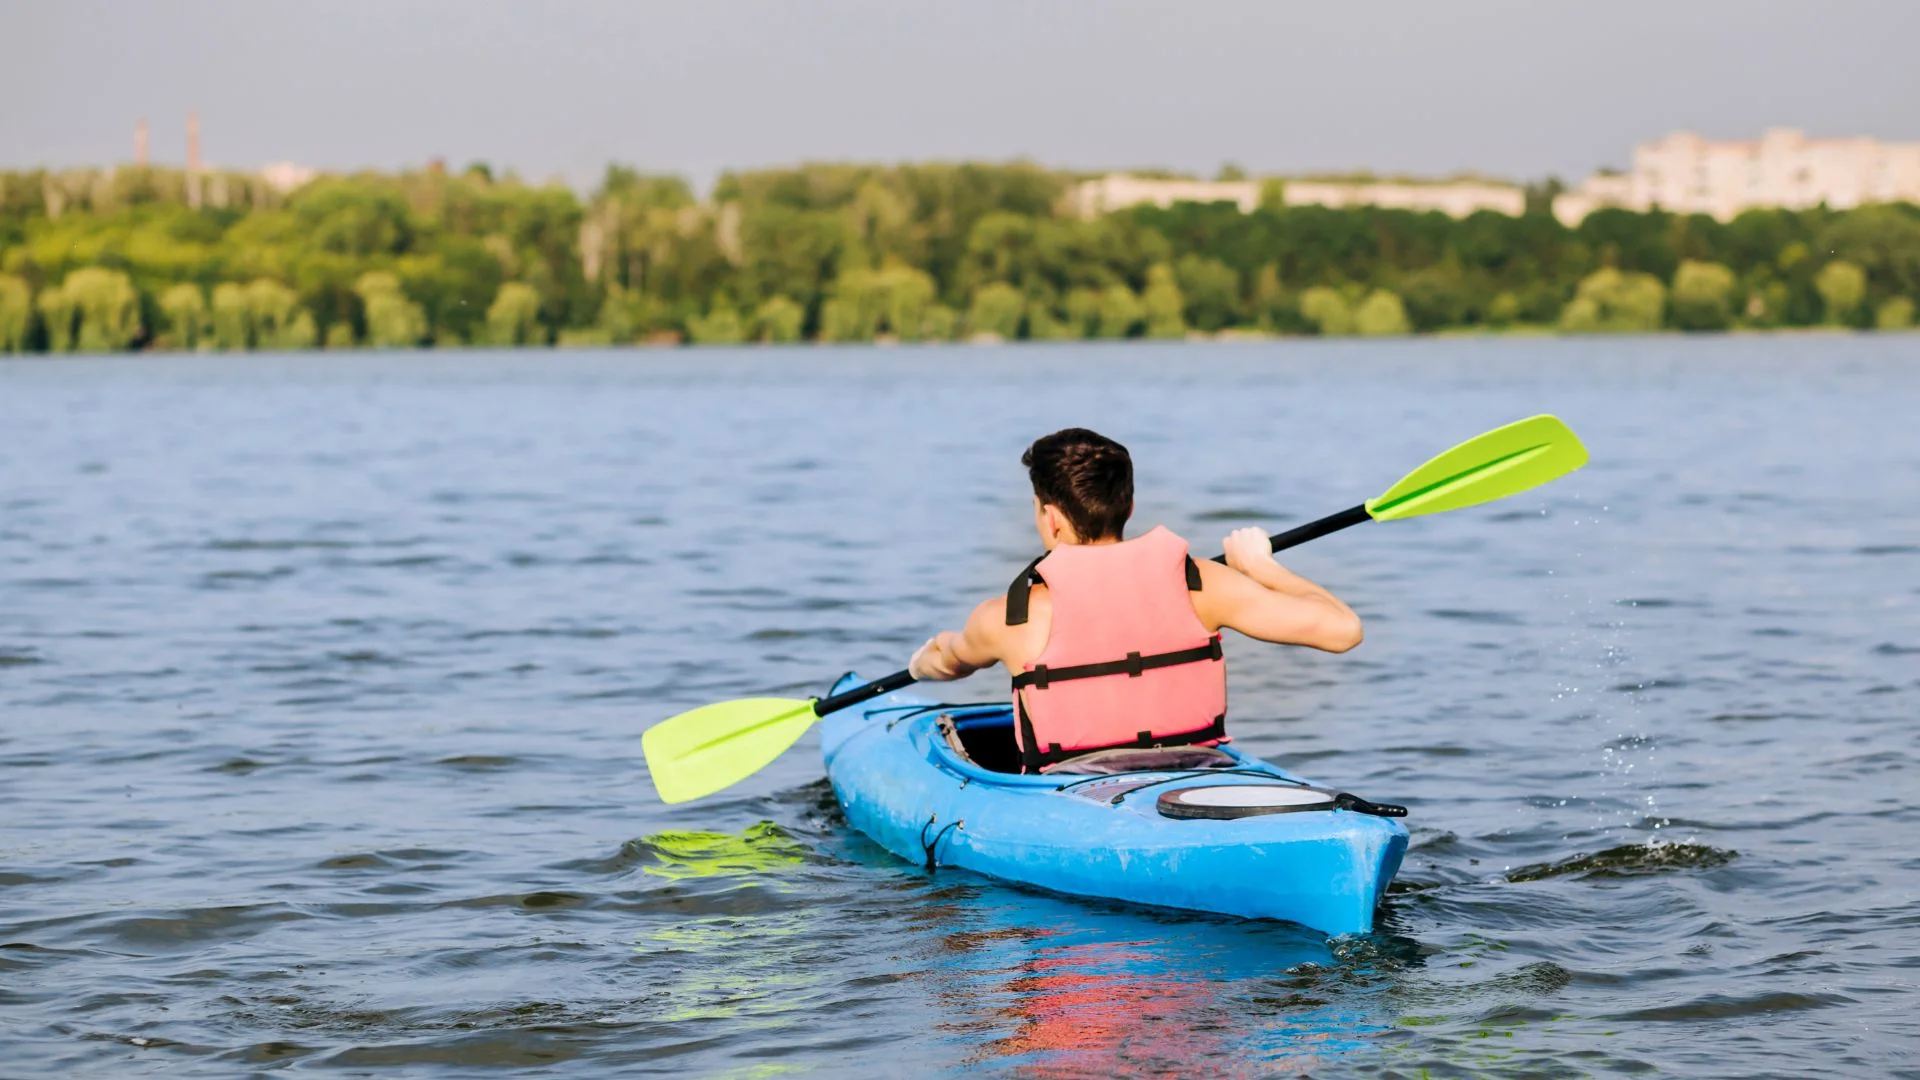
[{"xmin": 909, "ymin": 597, "xmax": 1004, "ymax": 681}]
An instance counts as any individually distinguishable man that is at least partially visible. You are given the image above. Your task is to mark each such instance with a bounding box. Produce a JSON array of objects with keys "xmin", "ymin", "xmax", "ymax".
[{"xmin": 908, "ymin": 428, "xmax": 1363, "ymax": 773}]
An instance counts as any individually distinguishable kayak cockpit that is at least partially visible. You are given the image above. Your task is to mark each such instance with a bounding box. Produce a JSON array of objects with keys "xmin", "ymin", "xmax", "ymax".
[
  {"xmin": 937, "ymin": 707, "xmax": 1025, "ymax": 774},
  {"xmin": 825, "ymin": 674, "xmax": 1282, "ymax": 788}
]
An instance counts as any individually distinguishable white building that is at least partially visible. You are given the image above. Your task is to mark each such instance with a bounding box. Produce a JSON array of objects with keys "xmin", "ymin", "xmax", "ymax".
[
  {"xmin": 1555, "ymin": 129, "xmax": 1920, "ymax": 225},
  {"xmin": 260, "ymin": 162, "xmax": 319, "ymax": 194},
  {"xmin": 1280, "ymin": 178, "xmax": 1524, "ymax": 217},
  {"xmin": 1071, "ymin": 173, "xmax": 1524, "ymax": 220},
  {"xmin": 1070, "ymin": 175, "xmax": 1260, "ymax": 219}
]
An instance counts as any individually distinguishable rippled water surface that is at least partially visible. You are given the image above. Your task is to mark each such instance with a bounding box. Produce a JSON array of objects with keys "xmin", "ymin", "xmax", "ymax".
[{"xmin": 3, "ymin": 338, "xmax": 1917, "ymax": 1077}]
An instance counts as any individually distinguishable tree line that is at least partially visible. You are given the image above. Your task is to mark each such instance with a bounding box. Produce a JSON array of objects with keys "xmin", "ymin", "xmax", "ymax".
[{"xmin": 2, "ymin": 161, "xmax": 1917, "ymax": 354}]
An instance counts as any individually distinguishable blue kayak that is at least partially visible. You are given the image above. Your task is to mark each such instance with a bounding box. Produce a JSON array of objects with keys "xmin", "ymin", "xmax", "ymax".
[{"xmin": 819, "ymin": 674, "xmax": 1408, "ymax": 937}]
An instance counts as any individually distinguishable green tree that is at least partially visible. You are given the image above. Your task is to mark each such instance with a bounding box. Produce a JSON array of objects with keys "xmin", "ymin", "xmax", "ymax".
[
  {"xmin": 1353, "ymin": 289, "xmax": 1411, "ymax": 336},
  {"xmin": 324, "ymin": 322, "xmax": 357, "ymax": 349},
  {"xmin": 686, "ymin": 299, "xmax": 747, "ymax": 345},
  {"xmin": 246, "ymin": 279, "xmax": 313, "ymax": 349},
  {"xmin": 1173, "ymin": 254, "xmax": 1239, "ymax": 332},
  {"xmin": 1876, "ymin": 296, "xmax": 1914, "ymax": 331},
  {"xmin": 1096, "ymin": 283, "xmax": 1144, "ymax": 339},
  {"xmin": 283, "ymin": 309, "xmax": 318, "ymax": 349},
  {"xmin": 1817, "ymin": 206, "xmax": 1920, "ymax": 299},
  {"xmin": 1025, "ymin": 300, "xmax": 1074, "ymax": 341},
  {"xmin": 966, "ymin": 282, "xmax": 1024, "ymax": 340},
  {"xmin": 753, "ymin": 295, "xmax": 805, "ymax": 343},
  {"xmin": 60, "ymin": 268, "xmax": 142, "ymax": 351},
  {"xmin": 595, "ymin": 284, "xmax": 669, "ymax": 343},
  {"xmin": 875, "ymin": 264, "xmax": 936, "ymax": 340},
  {"xmin": 1577, "ymin": 208, "xmax": 1679, "ymax": 280},
  {"xmin": 919, "ymin": 305, "xmax": 958, "ymax": 342},
  {"xmin": 1813, "ymin": 260, "xmax": 1866, "ymax": 325},
  {"xmin": 1560, "ymin": 268, "xmax": 1666, "ymax": 333},
  {"xmin": 0, "ymin": 274, "xmax": 33, "ymax": 352},
  {"xmin": 485, "ymin": 282, "xmax": 544, "ymax": 345},
  {"xmin": 158, "ymin": 284, "xmax": 207, "ymax": 349},
  {"xmin": 1397, "ymin": 264, "xmax": 1472, "ymax": 332},
  {"xmin": 1064, "ymin": 287, "xmax": 1103, "ymax": 338},
  {"xmin": 1142, "ymin": 264, "xmax": 1187, "ymax": 338},
  {"xmin": 211, "ymin": 284, "xmax": 251, "ymax": 350},
  {"xmin": 1486, "ymin": 291, "xmax": 1521, "ymax": 327},
  {"xmin": 818, "ymin": 296, "xmax": 873, "ymax": 343},
  {"xmin": 36, "ymin": 284, "xmax": 77, "ymax": 352},
  {"xmin": 818, "ymin": 266, "xmax": 940, "ymax": 342},
  {"xmin": 1297, "ymin": 286, "xmax": 1352, "ymax": 336},
  {"xmin": 1670, "ymin": 259, "xmax": 1738, "ymax": 331},
  {"xmin": 1249, "ymin": 264, "xmax": 1296, "ymax": 332},
  {"xmin": 355, "ymin": 271, "xmax": 427, "ymax": 348}
]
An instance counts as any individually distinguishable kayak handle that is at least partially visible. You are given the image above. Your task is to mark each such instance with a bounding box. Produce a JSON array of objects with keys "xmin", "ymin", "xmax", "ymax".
[
  {"xmin": 1334, "ymin": 792, "xmax": 1408, "ymax": 817},
  {"xmin": 1209, "ymin": 504, "xmax": 1372, "ymax": 564}
]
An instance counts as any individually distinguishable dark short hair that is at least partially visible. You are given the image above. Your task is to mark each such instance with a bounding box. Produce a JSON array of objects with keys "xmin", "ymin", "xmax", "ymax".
[{"xmin": 1022, "ymin": 428, "xmax": 1133, "ymax": 541}]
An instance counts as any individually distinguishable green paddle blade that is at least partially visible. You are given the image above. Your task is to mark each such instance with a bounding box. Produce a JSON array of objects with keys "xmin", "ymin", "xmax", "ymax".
[
  {"xmin": 641, "ymin": 697, "xmax": 819, "ymax": 804},
  {"xmin": 1365, "ymin": 414, "xmax": 1588, "ymax": 521}
]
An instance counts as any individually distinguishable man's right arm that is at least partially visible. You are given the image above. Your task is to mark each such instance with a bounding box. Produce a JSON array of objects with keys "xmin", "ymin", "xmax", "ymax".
[{"xmin": 1194, "ymin": 527, "xmax": 1364, "ymax": 653}]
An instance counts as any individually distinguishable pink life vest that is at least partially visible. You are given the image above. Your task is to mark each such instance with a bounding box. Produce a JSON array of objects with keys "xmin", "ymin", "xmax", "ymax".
[{"xmin": 1005, "ymin": 525, "xmax": 1227, "ymax": 772}]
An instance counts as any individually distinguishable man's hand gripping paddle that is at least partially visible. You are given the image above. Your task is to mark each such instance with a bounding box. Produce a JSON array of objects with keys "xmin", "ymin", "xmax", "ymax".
[{"xmin": 641, "ymin": 414, "xmax": 1588, "ymax": 804}]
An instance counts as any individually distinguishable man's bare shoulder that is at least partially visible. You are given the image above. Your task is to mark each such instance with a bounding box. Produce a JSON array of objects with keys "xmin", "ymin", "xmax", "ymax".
[
  {"xmin": 1190, "ymin": 556, "xmax": 1258, "ymax": 632},
  {"xmin": 961, "ymin": 587, "xmax": 1048, "ymax": 672}
]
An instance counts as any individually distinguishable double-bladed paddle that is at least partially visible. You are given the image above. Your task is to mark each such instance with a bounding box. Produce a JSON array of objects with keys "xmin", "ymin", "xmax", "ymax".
[{"xmin": 642, "ymin": 413, "xmax": 1588, "ymax": 804}]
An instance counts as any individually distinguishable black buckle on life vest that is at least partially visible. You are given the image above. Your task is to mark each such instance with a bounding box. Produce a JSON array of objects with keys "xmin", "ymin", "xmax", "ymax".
[{"xmin": 1011, "ymin": 637, "xmax": 1222, "ymax": 691}]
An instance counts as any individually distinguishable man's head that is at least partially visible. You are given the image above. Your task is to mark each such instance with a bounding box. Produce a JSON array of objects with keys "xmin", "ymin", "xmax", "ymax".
[{"xmin": 1022, "ymin": 428, "xmax": 1133, "ymax": 547}]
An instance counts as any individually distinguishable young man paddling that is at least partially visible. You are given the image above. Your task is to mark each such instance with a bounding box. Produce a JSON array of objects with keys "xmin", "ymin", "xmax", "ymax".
[{"xmin": 908, "ymin": 428, "xmax": 1364, "ymax": 774}]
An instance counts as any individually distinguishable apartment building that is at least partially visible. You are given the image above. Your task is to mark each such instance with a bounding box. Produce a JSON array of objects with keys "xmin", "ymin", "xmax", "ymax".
[
  {"xmin": 1555, "ymin": 129, "xmax": 1920, "ymax": 225},
  {"xmin": 1069, "ymin": 175, "xmax": 1261, "ymax": 218},
  {"xmin": 1070, "ymin": 173, "xmax": 1524, "ymax": 220},
  {"xmin": 1280, "ymin": 178, "xmax": 1523, "ymax": 217}
]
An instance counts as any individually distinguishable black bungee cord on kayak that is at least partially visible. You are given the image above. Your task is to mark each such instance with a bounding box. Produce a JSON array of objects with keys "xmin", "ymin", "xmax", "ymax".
[
  {"xmin": 1053, "ymin": 767, "xmax": 1308, "ymax": 798},
  {"xmin": 918, "ymin": 815, "xmax": 962, "ymax": 869}
]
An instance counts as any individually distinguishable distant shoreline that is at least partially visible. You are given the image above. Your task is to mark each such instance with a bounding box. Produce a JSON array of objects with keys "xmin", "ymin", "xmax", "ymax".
[
  {"xmin": 4, "ymin": 163, "xmax": 1916, "ymax": 355},
  {"xmin": 5, "ymin": 323, "xmax": 1912, "ymax": 363}
]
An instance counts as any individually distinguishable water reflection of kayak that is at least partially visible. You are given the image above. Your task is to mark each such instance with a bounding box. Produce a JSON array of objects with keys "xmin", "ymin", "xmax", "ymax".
[{"xmin": 821, "ymin": 675, "xmax": 1408, "ymax": 937}]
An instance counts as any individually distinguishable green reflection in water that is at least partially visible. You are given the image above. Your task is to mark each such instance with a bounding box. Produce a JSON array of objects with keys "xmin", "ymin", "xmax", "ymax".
[
  {"xmin": 638, "ymin": 821, "xmax": 814, "ymax": 881},
  {"xmin": 630, "ymin": 823, "xmax": 842, "ymax": 1032}
]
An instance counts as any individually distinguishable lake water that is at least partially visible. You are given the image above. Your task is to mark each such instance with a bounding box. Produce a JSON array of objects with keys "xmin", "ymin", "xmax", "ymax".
[{"xmin": 2, "ymin": 337, "xmax": 1916, "ymax": 1077}]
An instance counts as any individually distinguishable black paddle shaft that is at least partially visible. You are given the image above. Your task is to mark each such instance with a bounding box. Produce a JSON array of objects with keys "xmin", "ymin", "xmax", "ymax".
[
  {"xmin": 1208, "ymin": 503, "xmax": 1372, "ymax": 563},
  {"xmin": 813, "ymin": 668, "xmax": 917, "ymax": 717},
  {"xmin": 819, "ymin": 503, "xmax": 1373, "ymax": 719}
]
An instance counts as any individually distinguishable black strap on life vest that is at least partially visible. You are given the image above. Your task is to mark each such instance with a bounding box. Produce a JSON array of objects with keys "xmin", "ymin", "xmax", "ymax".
[
  {"xmin": 1005, "ymin": 553, "xmax": 1202, "ymax": 627},
  {"xmin": 1010, "ymin": 635, "xmax": 1223, "ymax": 690},
  {"xmin": 1004, "ymin": 555, "xmax": 1047, "ymax": 626},
  {"xmin": 1016, "ymin": 699, "xmax": 1227, "ymax": 773}
]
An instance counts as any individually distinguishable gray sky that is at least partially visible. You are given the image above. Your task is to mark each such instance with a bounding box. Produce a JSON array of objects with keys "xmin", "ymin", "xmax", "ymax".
[{"xmin": 5, "ymin": 0, "xmax": 1917, "ymax": 191}]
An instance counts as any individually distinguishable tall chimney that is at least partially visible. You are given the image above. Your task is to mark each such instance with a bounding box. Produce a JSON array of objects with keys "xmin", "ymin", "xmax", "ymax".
[
  {"xmin": 135, "ymin": 119, "xmax": 149, "ymax": 166},
  {"xmin": 187, "ymin": 111, "xmax": 201, "ymax": 173}
]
